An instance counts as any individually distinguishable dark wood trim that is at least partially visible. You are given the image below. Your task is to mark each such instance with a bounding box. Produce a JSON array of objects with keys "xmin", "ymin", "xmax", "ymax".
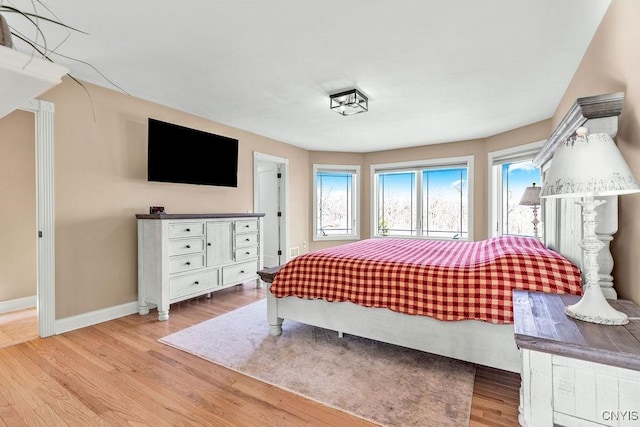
[
  {"xmin": 533, "ymin": 92, "xmax": 624, "ymax": 166},
  {"xmin": 135, "ymin": 213, "xmax": 265, "ymax": 220}
]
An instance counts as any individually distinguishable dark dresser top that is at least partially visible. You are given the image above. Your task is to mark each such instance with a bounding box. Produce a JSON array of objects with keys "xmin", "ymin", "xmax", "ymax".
[
  {"xmin": 513, "ymin": 290, "xmax": 640, "ymax": 371},
  {"xmin": 136, "ymin": 213, "xmax": 265, "ymax": 220}
]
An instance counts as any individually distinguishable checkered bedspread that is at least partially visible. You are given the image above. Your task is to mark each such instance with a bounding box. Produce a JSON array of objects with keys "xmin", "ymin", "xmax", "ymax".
[{"xmin": 270, "ymin": 236, "xmax": 582, "ymax": 323}]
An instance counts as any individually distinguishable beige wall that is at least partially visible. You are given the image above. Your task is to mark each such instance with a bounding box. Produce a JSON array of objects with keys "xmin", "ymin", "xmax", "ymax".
[
  {"xmin": 24, "ymin": 79, "xmax": 309, "ymax": 318},
  {"xmin": 554, "ymin": 0, "xmax": 640, "ymax": 304},
  {"xmin": 309, "ymin": 119, "xmax": 551, "ymax": 251},
  {"xmin": 0, "ymin": 109, "xmax": 36, "ymax": 302}
]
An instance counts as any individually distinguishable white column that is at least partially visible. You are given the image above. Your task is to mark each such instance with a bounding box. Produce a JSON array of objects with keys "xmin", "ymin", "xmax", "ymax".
[{"xmin": 595, "ymin": 196, "xmax": 617, "ymax": 299}]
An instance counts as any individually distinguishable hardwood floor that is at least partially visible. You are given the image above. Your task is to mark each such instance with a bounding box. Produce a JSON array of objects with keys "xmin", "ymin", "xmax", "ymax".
[
  {"xmin": 0, "ymin": 285, "xmax": 520, "ymax": 426},
  {"xmin": 0, "ymin": 307, "xmax": 38, "ymax": 349}
]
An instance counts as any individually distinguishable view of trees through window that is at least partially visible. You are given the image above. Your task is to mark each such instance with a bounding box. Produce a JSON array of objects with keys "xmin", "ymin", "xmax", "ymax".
[
  {"xmin": 315, "ymin": 158, "xmax": 537, "ymax": 240},
  {"xmin": 376, "ymin": 167, "xmax": 468, "ymax": 238},
  {"xmin": 501, "ymin": 160, "xmax": 542, "ymax": 236},
  {"xmin": 377, "ymin": 172, "xmax": 416, "ymax": 235},
  {"xmin": 424, "ymin": 169, "xmax": 468, "ymax": 238},
  {"xmin": 316, "ymin": 171, "xmax": 354, "ymax": 236}
]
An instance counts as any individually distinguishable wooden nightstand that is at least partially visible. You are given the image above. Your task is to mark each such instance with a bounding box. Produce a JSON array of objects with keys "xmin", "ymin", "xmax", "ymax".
[{"xmin": 513, "ymin": 290, "xmax": 640, "ymax": 426}]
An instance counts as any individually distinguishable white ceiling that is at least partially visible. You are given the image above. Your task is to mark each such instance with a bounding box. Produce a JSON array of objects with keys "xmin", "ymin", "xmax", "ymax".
[{"xmin": 6, "ymin": 1, "xmax": 611, "ymax": 152}]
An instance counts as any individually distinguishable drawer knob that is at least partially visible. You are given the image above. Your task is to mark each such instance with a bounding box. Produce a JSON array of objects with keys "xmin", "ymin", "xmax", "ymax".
[
  {"xmin": 240, "ymin": 270, "xmax": 245, "ymax": 274},
  {"xmin": 194, "ymin": 281, "xmax": 199, "ymax": 285},
  {"xmin": 245, "ymin": 238, "xmax": 250, "ymax": 242},
  {"xmin": 245, "ymin": 224, "xmax": 250, "ymax": 228},
  {"xmin": 245, "ymin": 251, "xmax": 250, "ymax": 255},
  {"xmin": 186, "ymin": 228, "xmax": 191, "ymax": 232},
  {"xmin": 207, "ymin": 243, "xmax": 212, "ymax": 246},
  {"xmin": 186, "ymin": 262, "xmax": 191, "ymax": 265},
  {"xmin": 186, "ymin": 245, "xmax": 191, "ymax": 249}
]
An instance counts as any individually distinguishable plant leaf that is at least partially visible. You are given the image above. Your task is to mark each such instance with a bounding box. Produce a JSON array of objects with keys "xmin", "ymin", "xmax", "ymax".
[{"xmin": 0, "ymin": 6, "xmax": 87, "ymax": 33}]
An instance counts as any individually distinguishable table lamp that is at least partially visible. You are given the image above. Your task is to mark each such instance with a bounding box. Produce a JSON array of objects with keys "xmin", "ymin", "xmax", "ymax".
[
  {"xmin": 540, "ymin": 127, "xmax": 640, "ymax": 325},
  {"xmin": 519, "ymin": 183, "xmax": 541, "ymax": 238}
]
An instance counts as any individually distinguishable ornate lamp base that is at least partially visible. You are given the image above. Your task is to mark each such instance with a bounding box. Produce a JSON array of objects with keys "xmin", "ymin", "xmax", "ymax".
[
  {"xmin": 565, "ymin": 285, "xmax": 628, "ymax": 325},
  {"xmin": 566, "ymin": 197, "xmax": 629, "ymax": 326},
  {"xmin": 531, "ymin": 205, "xmax": 539, "ymax": 239}
]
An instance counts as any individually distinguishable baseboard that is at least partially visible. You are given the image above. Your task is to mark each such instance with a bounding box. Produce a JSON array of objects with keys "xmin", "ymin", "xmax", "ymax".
[
  {"xmin": 55, "ymin": 301, "xmax": 139, "ymax": 334},
  {"xmin": 0, "ymin": 295, "xmax": 37, "ymax": 314}
]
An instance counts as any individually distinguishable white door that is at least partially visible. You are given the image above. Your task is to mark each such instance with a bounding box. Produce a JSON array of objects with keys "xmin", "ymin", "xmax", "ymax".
[
  {"xmin": 257, "ymin": 161, "xmax": 281, "ymax": 267},
  {"xmin": 254, "ymin": 152, "xmax": 289, "ymax": 268}
]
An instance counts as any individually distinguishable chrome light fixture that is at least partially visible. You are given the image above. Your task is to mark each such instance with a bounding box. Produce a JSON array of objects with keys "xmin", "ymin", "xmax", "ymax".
[
  {"xmin": 330, "ymin": 89, "xmax": 368, "ymax": 116},
  {"xmin": 541, "ymin": 127, "xmax": 640, "ymax": 325}
]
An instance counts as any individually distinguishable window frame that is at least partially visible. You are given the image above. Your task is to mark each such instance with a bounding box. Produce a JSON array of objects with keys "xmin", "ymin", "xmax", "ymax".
[
  {"xmin": 370, "ymin": 156, "xmax": 474, "ymax": 240},
  {"xmin": 487, "ymin": 141, "xmax": 544, "ymax": 238},
  {"xmin": 312, "ymin": 164, "xmax": 361, "ymax": 241}
]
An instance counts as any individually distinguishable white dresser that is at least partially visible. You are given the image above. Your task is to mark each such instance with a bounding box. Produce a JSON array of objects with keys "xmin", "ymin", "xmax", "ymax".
[
  {"xmin": 136, "ymin": 213, "xmax": 264, "ymax": 320},
  {"xmin": 514, "ymin": 290, "xmax": 640, "ymax": 427}
]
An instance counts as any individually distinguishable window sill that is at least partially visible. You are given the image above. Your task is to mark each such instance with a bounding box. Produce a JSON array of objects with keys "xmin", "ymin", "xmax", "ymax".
[
  {"xmin": 372, "ymin": 235, "xmax": 469, "ymax": 242},
  {"xmin": 313, "ymin": 235, "xmax": 360, "ymax": 242}
]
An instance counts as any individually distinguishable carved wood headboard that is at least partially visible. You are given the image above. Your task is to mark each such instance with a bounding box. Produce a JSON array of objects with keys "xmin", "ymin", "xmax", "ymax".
[{"xmin": 534, "ymin": 92, "xmax": 624, "ymax": 299}]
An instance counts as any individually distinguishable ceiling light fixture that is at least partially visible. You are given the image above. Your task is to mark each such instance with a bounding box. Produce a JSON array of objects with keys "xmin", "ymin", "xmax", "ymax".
[{"xmin": 330, "ymin": 89, "xmax": 368, "ymax": 116}]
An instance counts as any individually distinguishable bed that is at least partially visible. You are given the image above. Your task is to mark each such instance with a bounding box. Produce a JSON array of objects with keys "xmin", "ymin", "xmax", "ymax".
[{"xmin": 266, "ymin": 235, "xmax": 582, "ymax": 373}]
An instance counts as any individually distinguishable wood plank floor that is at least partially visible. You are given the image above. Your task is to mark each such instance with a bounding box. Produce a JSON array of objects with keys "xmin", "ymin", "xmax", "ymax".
[
  {"xmin": 0, "ymin": 307, "xmax": 38, "ymax": 349},
  {"xmin": 0, "ymin": 285, "xmax": 520, "ymax": 426}
]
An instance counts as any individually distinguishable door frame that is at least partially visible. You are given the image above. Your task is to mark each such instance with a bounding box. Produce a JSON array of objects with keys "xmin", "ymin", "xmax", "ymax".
[
  {"xmin": 20, "ymin": 99, "xmax": 56, "ymax": 337},
  {"xmin": 253, "ymin": 152, "xmax": 289, "ymax": 265}
]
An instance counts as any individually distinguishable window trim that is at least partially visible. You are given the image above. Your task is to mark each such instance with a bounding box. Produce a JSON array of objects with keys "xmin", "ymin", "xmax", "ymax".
[
  {"xmin": 370, "ymin": 155, "xmax": 474, "ymax": 240},
  {"xmin": 487, "ymin": 141, "xmax": 544, "ymax": 237},
  {"xmin": 312, "ymin": 164, "xmax": 361, "ymax": 241}
]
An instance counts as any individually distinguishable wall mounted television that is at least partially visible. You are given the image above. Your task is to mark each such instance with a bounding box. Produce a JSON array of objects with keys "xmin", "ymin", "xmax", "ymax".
[{"xmin": 147, "ymin": 118, "xmax": 239, "ymax": 187}]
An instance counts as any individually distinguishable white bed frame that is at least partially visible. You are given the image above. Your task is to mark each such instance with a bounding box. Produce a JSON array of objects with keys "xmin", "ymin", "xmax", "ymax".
[
  {"xmin": 267, "ymin": 291, "xmax": 520, "ymax": 371},
  {"xmin": 266, "ymin": 93, "xmax": 624, "ymax": 375}
]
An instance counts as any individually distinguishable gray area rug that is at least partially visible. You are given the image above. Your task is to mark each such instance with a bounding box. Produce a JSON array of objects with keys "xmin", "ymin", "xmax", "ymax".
[{"xmin": 160, "ymin": 299, "xmax": 475, "ymax": 426}]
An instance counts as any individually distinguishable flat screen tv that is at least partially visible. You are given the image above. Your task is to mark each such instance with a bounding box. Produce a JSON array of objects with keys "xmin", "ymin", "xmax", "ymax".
[{"xmin": 147, "ymin": 118, "xmax": 238, "ymax": 187}]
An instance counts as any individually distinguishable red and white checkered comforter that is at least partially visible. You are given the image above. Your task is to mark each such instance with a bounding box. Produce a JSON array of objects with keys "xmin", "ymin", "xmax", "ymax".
[{"xmin": 270, "ymin": 236, "xmax": 582, "ymax": 323}]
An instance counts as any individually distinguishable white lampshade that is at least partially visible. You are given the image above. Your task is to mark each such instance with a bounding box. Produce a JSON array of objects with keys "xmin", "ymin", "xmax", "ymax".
[
  {"xmin": 519, "ymin": 183, "xmax": 541, "ymax": 206},
  {"xmin": 541, "ymin": 128, "xmax": 640, "ymax": 199}
]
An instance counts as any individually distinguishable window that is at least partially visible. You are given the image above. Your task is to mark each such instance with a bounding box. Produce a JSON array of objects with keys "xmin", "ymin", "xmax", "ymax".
[
  {"xmin": 372, "ymin": 156, "xmax": 473, "ymax": 240},
  {"xmin": 488, "ymin": 142, "xmax": 543, "ymax": 238},
  {"xmin": 313, "ymin": 164, "xmax": 360, "ymax": 241}
]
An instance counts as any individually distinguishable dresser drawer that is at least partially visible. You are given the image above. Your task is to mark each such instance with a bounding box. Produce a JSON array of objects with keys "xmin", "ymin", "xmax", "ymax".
[
  {"xmin": 235, "ymin": 233, "xmax": 258, "ymax": 248},
  {"xmin": 168, "ymin": 238, "xmax": 205, "ymax": 256},
  {"xmin": 235, "ymin": 246, "xmax": 259, "ymax": 261},
  {"xmin": 223, "ymin": 260, "xmax": 259, "ymax": 285},
  {"xmin": 169, "ymin": 222, "xmax": 205, "ymax": 239},
  {"xmin": 169, "ymin": 254, "xmax": 205, "ymax": 274},
  {"xmin": 236, "ymin": 219, "xmax": 259, "ymax": 233},
  {"xmin": 170, "ymin": 269, "xmax": 219, "ymax": 299}
]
